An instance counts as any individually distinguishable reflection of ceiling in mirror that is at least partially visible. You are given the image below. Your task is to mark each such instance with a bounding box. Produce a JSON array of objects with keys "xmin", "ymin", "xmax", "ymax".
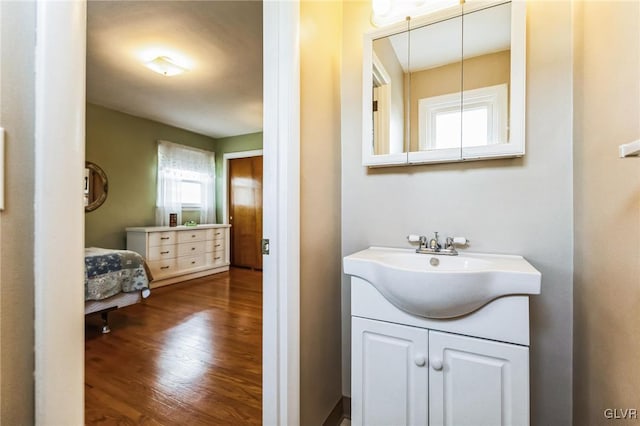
[{"xmin": 387, "ymin": 4, "xmax": 511, "ymax": 72}]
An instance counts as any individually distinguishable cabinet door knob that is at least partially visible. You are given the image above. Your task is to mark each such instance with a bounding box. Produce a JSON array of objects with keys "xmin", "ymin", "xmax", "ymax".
[
  {"xmin": 431, "ymin": 357, "xmax": 443, "ymax": 371},
  {"xmin": 414, "ymin": 354, "xmax": 426, "ymax": 367}
]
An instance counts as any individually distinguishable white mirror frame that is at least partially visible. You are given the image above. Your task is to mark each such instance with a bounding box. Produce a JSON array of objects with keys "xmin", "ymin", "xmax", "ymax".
[
  {"xmin": 362, "ymin": 18, "xmax": 415, "ymax": 167},
  {"xmin": 362, "ymin": 1, "xmax": 526, "ymax": 167}
]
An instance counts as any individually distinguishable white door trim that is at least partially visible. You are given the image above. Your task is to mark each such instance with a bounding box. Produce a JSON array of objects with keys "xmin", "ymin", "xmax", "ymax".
[
  {"xmin": 221, "ymin": 149, "xmax": 264, "ymax": 225},
  {"xmin": 0, "ymin": 0, "xmax": 3, "ymax": 407},
  {"xmin": 262, "ymin": 1, "xmax": 300, "ymax": 424},
  {"xmin": 34, "ymin": 1, "xmax": 86, "ymax": 423}
]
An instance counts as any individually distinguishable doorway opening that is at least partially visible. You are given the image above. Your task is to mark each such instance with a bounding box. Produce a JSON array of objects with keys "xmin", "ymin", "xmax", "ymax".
[
  {"xmin": 34, "ymin": 1, "xmax": 299, "ymax": 423},
  {"xmin": 83, "ymin": 1, "xmax": 264, "ymax": 423}
]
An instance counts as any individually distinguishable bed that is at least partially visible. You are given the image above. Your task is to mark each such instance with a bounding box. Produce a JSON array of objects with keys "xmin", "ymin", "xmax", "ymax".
[{"xmin": 84, "ymin": 247, "xmax": 152, "ymax": 333}]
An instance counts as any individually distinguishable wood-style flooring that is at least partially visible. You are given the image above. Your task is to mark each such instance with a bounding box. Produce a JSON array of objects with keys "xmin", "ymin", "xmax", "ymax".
[{"xmin": 85, "ymin": 268, "xmax": 262, "ymax": 425}]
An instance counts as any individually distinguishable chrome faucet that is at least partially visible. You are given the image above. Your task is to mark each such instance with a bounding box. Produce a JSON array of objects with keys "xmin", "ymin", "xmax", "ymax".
[
  {"xmin": 408, "ymin": 232, "xmax": 468, "ymax": 256},
  {"xmin": 428, "ymin": 232, "xmax": 441, "ymax": 251}
]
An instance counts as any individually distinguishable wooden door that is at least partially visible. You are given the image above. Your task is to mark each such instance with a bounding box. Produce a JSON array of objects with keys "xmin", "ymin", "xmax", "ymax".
[{"xmin": 228, "ymin": 156, "xmax": 263, "ymax": 269}]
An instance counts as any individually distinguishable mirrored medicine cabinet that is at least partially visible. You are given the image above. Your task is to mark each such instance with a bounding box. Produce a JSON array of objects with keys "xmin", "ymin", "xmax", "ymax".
[{"xmin": 362, "ymin": 1, "xmax": 526, "ymax": 167}]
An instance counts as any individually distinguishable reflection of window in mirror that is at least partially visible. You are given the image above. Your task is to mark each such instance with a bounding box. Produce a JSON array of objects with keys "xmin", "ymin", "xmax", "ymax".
[
  {"xmin": 418, "ymin": 84, "xmax": 508, "ymax": 150},
  {"xmin": 84, "ymin": 167, "xmax": 90, "ymax": 206},
  {"xmin": 85, "ymin": 162, "xmax": 108, "ymax": 212},
  {"xmin": 408, "ymin": 15, "xmax": 463, "ymax": 153}
]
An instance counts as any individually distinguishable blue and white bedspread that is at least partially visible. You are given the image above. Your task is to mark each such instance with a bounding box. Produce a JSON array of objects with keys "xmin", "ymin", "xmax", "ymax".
[{"xmin": 85, "ymin": 247, "xmax": 151, "ymax": 301}]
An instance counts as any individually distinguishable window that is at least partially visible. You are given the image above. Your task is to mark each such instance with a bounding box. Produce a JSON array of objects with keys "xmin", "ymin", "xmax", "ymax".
[
  {"xmin": 418, "ymin": 84, "xmax": 508, "ymax": 150},
  {"xmin": 156, "ymin": 140, "xmax": 216, "ymax": 226},
  {"xmin": 180, "ymin": 180, "xmax": 203, "ymax": 209}
]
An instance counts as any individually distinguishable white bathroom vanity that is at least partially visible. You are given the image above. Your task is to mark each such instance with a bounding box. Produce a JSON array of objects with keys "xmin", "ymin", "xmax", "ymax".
[{"xmin": 344, "ymin": 247, "xmax": 541, "ymax": 426}]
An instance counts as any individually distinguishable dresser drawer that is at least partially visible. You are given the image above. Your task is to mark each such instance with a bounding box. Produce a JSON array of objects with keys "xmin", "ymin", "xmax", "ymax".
[
  {"xmin": 178, "ymin": 254, "xmax": 206, "ymax": 270},
  {"xmin": 178, "ymin": 229, "xmax": 207, "ymax": 243},
  {"xmin": 149, "ymin": 231, "xmax": 177, "ymax": 247},
  {"xmin": 205, "ymin": 239, "xmax": 225, "ymax": 253},
  {"xmin": 206, "ymin": 228, "xmax": 226, "ymax": 241},
  {"xmin": 148, "ymin": 259, "xmax": 178, "ymax": 277},
  {"xmin": 177, "ymin": 241, "xmax": 206, "ymax": 257},
  {"xmin": 207, "ymin": 251, "xmax": 226, "ymax": 266},
  {"xmin": 148, "ymin": 244, "xmax": 177, "ymax": 261},
  {"xmin": 127, "ymin": 225, "xmax": 229, "ymax": 286}
]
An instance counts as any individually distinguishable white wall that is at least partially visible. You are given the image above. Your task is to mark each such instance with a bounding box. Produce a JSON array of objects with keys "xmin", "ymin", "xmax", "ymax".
[
  {"xmin": 300, "ymin": 0, "xmax": 344, "ymax": 424},
  {"xmin": 573, "ymin": 1, "xmax": 640, "ymax": 422},
  {"xmin": 341, "ymin": 2, "xmax": 574, "ymax": 424},
  {"xmin": 0, "ymin": 2, "xmax": 36, "ymax": 423}
]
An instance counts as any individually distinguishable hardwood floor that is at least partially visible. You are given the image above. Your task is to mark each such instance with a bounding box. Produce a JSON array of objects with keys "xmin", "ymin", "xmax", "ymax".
[{"xmin": 85, "ymin": 268, "xmax": 262, "ymax": 425}]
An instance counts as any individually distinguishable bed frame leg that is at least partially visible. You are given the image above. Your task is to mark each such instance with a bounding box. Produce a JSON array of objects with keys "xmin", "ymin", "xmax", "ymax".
[{"xmin": 100, "ymin": 311, "xmax": 111, "ymax": 334}]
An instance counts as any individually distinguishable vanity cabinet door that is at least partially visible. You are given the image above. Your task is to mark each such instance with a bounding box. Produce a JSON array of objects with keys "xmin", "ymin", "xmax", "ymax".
[
  {"xmin": 352, "ymin": 317, "xmax": 428, "ymax": 426},
  {"xmin": 428, "ymin": 330, "xmax": 529, "ymax": 426}
]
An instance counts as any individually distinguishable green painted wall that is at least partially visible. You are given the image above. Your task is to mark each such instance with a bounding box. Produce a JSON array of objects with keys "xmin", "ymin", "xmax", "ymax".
[
  {"xmin": 213, "ymin": 132, "xmax": 263, "ymax": 221},
  {"xmin": 85, "ymin": 103, "xmax": 216, "ymax": 249}
]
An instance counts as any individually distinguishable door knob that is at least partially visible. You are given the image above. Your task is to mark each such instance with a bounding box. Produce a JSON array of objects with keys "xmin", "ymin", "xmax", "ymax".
[
  {"xmin": 431, "ymin": 357, "xmax": 443, "ymax": 371},
  {"xmin": 414, "ymin": 354, "xmax": 426, "ymax": 367}
]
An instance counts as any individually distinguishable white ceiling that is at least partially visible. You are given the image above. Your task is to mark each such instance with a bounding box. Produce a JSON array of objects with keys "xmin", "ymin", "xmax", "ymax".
[{"xmin": 87, "ymin": 1, "xmax": 263, "ymax": 139}]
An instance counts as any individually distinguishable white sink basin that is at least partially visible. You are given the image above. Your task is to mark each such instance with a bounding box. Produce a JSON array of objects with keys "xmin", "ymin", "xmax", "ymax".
[{"xmin": 343, "ymin": 247, "xmax": 541, "ymax": 318}]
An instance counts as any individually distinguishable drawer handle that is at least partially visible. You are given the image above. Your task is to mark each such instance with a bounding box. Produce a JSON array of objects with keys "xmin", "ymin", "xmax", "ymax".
[
  {"xmin": 191, "ymin": 247, "xmax": 196, "ymax": 251},
  {"xmin": 215, "ymin": 244, "xmax": 221, "ymax": 248},
  {"xmin": 191, "ymin": 234, "xmax": 196, "ymax": 238},
  {"xmin": 161, "ymin": 237, "xmax": 170, "ymax": 240},
  {"xmin": 191, "ymin": 261, "xmax": 196, "ymax": 264},
  {"xmin": 160, "ymin": 266, "xmax": 170, "ymax": 270},
  {"xmin": 215, "ymin": 257, "xmax": 221, "ymax": 260},
  {"xmin": 161, "ymin": 251, "xmax": 170, "ymax": 254}
]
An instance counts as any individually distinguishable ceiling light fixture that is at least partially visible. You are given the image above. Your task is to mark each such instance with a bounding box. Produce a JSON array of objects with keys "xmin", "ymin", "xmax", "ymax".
[{"xmin": 144, "ymin": 56, "xmax": 189, "ymax": 77}]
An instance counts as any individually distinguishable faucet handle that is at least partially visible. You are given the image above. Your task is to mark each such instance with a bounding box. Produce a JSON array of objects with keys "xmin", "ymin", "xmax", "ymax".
[
  {"xmin": 445, "ymin": 236, "xmax": 469, "ymax": 250},
  {"xmin": 408, "ymin": 234, "xmax": 428, "ymax": 250},
  {"xmin": 452, "ymin": 237, "xmax": 468, "ymax": 245}
]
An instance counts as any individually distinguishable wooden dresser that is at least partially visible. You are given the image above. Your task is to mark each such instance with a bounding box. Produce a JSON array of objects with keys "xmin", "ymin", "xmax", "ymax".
[{"xmin": 126, "ymin": 224, "xmax": 230, "ymax": 288}]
